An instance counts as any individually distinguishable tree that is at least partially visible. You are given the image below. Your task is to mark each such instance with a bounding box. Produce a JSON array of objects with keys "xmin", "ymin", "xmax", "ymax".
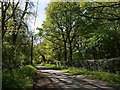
[
  {"xmin": 77, "ymin": 2, "xmax": 120, "ymax": 59},
  {"xmin": 79, "ymin": 2, "xmax": 120, "ymax": 21},
  {"xmin": 2, "ymin": 0, "xmax": 34, "ymax": 70},
  {"xmin": 43, "ymin": 2, "xmax": 82, "ymax": 63},
  {"xmin": 36, "ymin": 2, "xmax": 120, "ymax": 65}
]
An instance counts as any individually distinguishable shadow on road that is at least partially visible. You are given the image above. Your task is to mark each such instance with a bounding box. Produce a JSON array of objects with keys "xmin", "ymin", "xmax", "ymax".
[{"xmin": 33, "ymin": 66, "xmax": 120, "ymax": 90}]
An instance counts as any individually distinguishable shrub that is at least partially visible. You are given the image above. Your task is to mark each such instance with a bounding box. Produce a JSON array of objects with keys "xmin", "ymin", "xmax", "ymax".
[
  {"xmin": 19, "ymin": 65, "xmax": 37, "ymax": 79},
  {"xmin": 2, "ymin": 65, "xmax": 37, "ymax": 89}
]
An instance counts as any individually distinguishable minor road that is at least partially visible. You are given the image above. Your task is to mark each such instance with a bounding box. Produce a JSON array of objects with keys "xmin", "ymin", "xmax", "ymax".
[{"xmin": 33, "ymin": 66, "xmax": 120, "ymax": 90}]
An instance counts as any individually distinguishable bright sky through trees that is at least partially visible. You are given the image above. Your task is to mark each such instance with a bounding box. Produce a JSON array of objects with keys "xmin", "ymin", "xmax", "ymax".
[
  {"xmin": 29, "ymin": 0, "xmax": 51, "ymax": 34},
  {"xmin": 34, "ymin": 1, "xmax": 51, "ymax": 34},
  {"xmin": 14, "ymin": 0, "xmax": 51, "ymax": 34}
]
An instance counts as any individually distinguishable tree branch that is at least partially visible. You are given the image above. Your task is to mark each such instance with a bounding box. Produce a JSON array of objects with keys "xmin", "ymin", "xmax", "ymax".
[
  {"xmin": 79, "ymin": 13, "xmax": 120, "ymax": 21},
  {"xmin": 5, "ymin": 1, "xmax": 19, "ymax": 22}
]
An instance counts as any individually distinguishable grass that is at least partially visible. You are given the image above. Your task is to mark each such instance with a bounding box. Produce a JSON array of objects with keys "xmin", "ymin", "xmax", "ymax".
[
  {"xmin": 38, "ymin": 63, "xmax": 120, "ymax": 85},
  {"xmin": 63, "ymin": 67, "xmax": 120, "ymax": 85}
]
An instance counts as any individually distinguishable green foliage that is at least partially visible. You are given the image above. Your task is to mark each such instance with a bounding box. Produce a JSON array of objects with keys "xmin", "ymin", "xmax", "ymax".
[
  {"xmin": 41, "ymin": 2, "xmax": 82, "ymax": 62},
  {"xmin": 2, "ymin": 1, "xmax": 35, "ymax": 89},
  {"xmin": 36, "ymin": 2, "xmax": 120, "ymax": 64},
  {"xmin": 33, "ymin": 39, "xmax": 54, "ymax": 64},
  {"xmin": 2, "ymin": 65, "xmax": 37, "ymax": 89},
  {"xmin": 18, "ymin": 65, "xmax": 37, "ymax": 79},
  {"xmin": 2, "ymin": 1, "xmax": 33, "ymax": 71},
  {"xmin": 3, "ymin": 71, "xmax": 31, "ymax": 89}
]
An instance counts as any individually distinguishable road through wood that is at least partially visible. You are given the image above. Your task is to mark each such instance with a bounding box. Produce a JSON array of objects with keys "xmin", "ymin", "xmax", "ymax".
[{"xmin": 33, "ymin": 66, "xmax": 120, "ymax": 90}]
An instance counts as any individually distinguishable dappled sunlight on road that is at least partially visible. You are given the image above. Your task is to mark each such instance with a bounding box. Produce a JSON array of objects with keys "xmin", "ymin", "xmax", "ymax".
[
  {"xmin": 40, "ymin": 70, "xmax": 116, "ymax": 90},
  {"xmin": 33, "ymin": 66, "xmax": 120, "ymax": 90}
]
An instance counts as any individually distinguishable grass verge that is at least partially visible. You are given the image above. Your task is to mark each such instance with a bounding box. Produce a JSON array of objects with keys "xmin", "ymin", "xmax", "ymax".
[{"xmin": 63, "ymin": 67, "xmax": 120, "ymax": 85}]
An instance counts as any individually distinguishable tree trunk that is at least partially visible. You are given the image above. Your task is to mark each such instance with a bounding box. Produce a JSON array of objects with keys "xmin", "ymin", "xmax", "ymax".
[
  {"xmin": 64, "ymin": 40, "xmax": 67, "ymax": 62},
  {"xmin": 41, "ymin": 54, "xmax": 46, "ymax": 62},
  {"xmin": 92, "ymin": 46, "xmax": 95, "ymax": 59},
  {"xmin": 31, "ymin": 36, "xmax": 33, "ymax": 65},
  {"xmin": 69, "ymin": 42, "xmax": 72, "ymax": 62},
  {"xmin": 69, "ymin": 40, "xmax": 73, "ymax": 66},
  {"xmin": 58, "ymin": 46, "xmax": 62, "ymax": 61},
  {"xmin": 1, "ymin": 2, "xmax": 5, "ymax": 39}
]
